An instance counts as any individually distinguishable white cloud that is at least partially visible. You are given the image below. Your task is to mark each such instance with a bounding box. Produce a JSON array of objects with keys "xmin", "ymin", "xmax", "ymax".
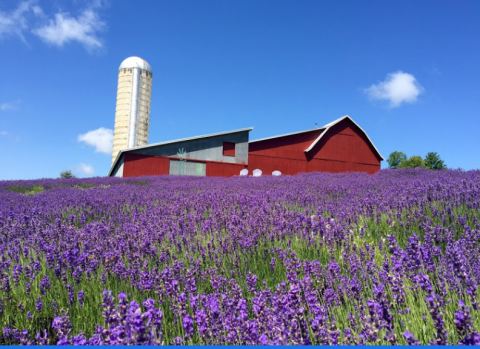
[
  {"xmin": 33, "ymin": 9, "xmax": 105, "ymax": 50},
  {"xmin": 0, "ymin": 99, "xmax": 21, "ymax": 111},
  {"xmin": 0, "ymin": 1, "xmax": 34, "ymax": 42},
  {"xmin": 78, "ymin": 127, "xmax": 113, "ymax": 154},
  {"xmin": 75, "ymin": 163, "xmax": 95, "ymax": 176},
  {"xmin": 0, "ymin": 2, "xmax": 106, "ymax": 51},
  {"xmin": 365, "ymin": 71, "xmax": 424, "ymax": 108},
  {"xmin": 32, "ymin": 5, "xmax": 44, "ymax": 17},
  {"xmin": 0, "ymin": 131, "xmax": 8, "ymax": 136}
]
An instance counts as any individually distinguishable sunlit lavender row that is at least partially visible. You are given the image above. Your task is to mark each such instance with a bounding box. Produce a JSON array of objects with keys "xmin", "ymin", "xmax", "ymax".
[{"xmin": 0, "ymin": 169, "xmax": 479, "ymax": 345}]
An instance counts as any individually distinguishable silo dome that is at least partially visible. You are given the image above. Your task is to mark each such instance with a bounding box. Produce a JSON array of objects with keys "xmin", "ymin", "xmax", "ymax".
[{"xmin": 118, "ymin": 56, "xmax": 152, "ymax": 73}]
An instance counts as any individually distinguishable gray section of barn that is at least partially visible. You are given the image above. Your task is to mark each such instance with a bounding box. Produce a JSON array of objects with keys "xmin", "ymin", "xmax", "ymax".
[
  {"xmin": 112, "ymin": 156, "xmax": 124, "ymax": 177},
  {"xmin": 128, "ymin": 131, "xmax": 250, "ymax": 164},
  {"xmin": 169, "ymin": 160, "xmax": 206, "ymax": 176}
]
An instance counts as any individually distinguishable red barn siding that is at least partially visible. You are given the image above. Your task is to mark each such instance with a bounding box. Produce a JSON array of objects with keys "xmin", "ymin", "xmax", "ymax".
[
  {"xmin": 206, "ymin": 162, "xmax": 246, "ymax": 177},
  {"xmin": 248, "ymin": 154, "xmax": 308, "ymax": 176},
  {"xmin": 308, "ymin": 119, "xmax": 381, "ymax": 166},
  {"xmin": 124, "ymin": 153, "xmax": 169, "ymax": 177},
  {"xmin": 248, "ymin": 130, "xmax": 323, "ymax": 160},
  {"xmin": 248, "ymin": 119, "xmax": 380, "ymax": 175},
  {"xmin": 123, "ymin": 153, "xmax": 245, "ymax": 178}
]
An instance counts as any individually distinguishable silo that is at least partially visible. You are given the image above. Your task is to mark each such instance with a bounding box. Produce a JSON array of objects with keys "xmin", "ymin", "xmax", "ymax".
[{"xmin": 112, "ymin": 57, "xmax": 153, "ymax": 165}]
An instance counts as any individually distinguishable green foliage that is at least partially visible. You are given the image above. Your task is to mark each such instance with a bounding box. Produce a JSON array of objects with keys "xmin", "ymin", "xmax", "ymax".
[
  {"xmin": 5, "ymin": 185, "xmax": 45, "ymax": 195},
  {"xmin": 398, "ymin": 155, "xmax": 425, "ymax": 169},
  {"xmin": 387, "ymin": 151, "xmax": 407, "ymax": 169},
  {"xmin": 60, "ymin": 170, "xmax": 76, "ymax": 179},
  {"xmin": 388, "ymin": 151, "xmax": 446, "ymax": 171},
  {"xmin": 424, "ymin": 152, "xmax": 446, "ymax": 170}
]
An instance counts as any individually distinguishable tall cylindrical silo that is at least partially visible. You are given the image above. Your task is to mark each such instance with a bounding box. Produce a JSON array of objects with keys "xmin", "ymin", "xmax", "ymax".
[{"xmin": 112, "ymin": 56, "xmax": 153, "ymax": 165}]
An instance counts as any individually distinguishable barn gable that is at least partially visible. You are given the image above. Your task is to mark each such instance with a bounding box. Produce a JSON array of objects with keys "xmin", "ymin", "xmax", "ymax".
[{"xmin": 305, "ymin": 115, "xmax": 384, "ymax": 160}]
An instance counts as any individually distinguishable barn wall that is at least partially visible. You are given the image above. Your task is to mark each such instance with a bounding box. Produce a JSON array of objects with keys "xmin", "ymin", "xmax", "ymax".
[
  {"xmin": 123, "ymin": 153, "xmax": 169, "ymax": 177},
  {"xmin": 128, "ymin": 131, "xmax": 249, "ymax": 165},
  {"xmin": 309, "ymin": 119, "xmax": 381, "ymax": 166},
  {"xmin": 248, "ymin": 154, "xmax": 308, "ymax": 176},
  {"xmin": 247, "ymin": 119, "xmax": 381, "ymax": 175},
  {"xmin": 249, "ymin": 130, "xmax": 323, "ymax": 160},
  {"xmin": 206, "ymin": 162, "xmax": 246, "ymax": 177},
  {"xmin": 123, "ymin": 153, "xmax": 246, "ymax": 178}
]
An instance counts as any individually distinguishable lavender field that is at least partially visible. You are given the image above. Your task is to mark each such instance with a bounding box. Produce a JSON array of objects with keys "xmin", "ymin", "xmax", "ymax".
[{"xmin": 0, "ymin": 169, "xmax": 479, "ymax": 345}]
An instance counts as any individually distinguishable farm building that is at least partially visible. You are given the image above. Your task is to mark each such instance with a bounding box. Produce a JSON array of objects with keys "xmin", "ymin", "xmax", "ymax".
[{"xmin": 108, "ymin": 115, "xmax": 383, "ymax": 178}]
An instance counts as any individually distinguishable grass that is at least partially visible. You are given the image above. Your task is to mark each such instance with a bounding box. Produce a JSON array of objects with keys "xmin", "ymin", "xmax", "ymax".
[{"xmin": 5, "ymin": 185, "xmax": 45, "ymax": 195}]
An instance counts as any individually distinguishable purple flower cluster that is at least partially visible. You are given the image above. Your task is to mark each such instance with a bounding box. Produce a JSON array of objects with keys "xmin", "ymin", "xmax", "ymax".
[{"xmin": 0, "ymin": 169, "xmax": 479, "ymax": 344}]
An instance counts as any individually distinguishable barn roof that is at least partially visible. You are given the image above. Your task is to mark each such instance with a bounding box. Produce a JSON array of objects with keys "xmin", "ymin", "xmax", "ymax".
[
  {"xmin": 250, "ymin": 115, "xmax": 384, "ymax": 161},
  {"xmin": 108, "ymin": 127, "xmax": 253, "ymax": 176}
]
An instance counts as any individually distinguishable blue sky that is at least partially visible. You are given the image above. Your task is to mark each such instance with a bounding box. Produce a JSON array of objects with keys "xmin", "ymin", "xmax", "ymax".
[{"xmin": 1, "ymin": 0, "xmax": 479, "ymax": 179}]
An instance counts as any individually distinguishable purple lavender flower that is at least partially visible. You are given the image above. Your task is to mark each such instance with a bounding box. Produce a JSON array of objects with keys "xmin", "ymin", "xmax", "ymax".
[
  {"xmin": 51, "ymin": 299, "xmax": 58, "ymax": 314},
  {"xmin": 183, "ymin": 314, "xmax": 194, "ymax": 340},
  {"xmin": 52, "ymin": 310, "xmax": 72, "ymax": 345},
  {"xmin": 35, "ymin": 330, "xmax": 49, "ymax": 345},
  {"xmin": 78, "ymin": 290, "xmax": 85, "ymax": 307},
  {"xmin": 246, "ymin": 271, "xmax": 258, "ymax": 293},
  {"xmin": 171, "ymin": 336, "xmax": 184, "ymax": 345},
  {"xmin": 454, "ymin": 300, "xmax": 480, "ymax": 345},
  {"xmin": 20, "ymin": 329, "xmax": 34, "ymax": 345},
  {"xmin": 71, "ymin": 332, "xmax": 87, "ymax": 345},
  {"xmin": 66, "ymin": 283, "xmax": 75, "ymax": 306},
  {"xmin": 35, "ymin": 297, "xmax": 43, "ymax": 313},
  {"xmin": 39, "ymin": 274, "xmax": 51, "ymax": 295},
  {"xmin": 425, "ymin": 294, "xmax": 448, "ymax": 345},
  {"xmin": 100, "ymin": 273, "xmax": 107, "ymax": 285},
  {"xmin": 403, "ymin": 331, "xmax": 421, "ymax": 345},
  {"xmin": 25, "ymin": 282, "xmax": 31, "ymax": 296},
  {"xmin": 270, "ymin": 257, "xmax": 276, "ymax": 273}
]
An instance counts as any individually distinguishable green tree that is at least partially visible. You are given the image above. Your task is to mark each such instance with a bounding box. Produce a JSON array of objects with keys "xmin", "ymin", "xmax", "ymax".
[
  {"xmin": 424, "ymin": 152, "xmax": 446, "ymax": 170},
  {"xmin": 387, "ymin": 151, "xmax": 407, "ymax": 169},
  {"xmin": 398, "ymin": 156, "xmax": 425, "ymax": 169},
  {"xmin": 60, "ymin": 170, "xmax": 76, "ymax": 178}
]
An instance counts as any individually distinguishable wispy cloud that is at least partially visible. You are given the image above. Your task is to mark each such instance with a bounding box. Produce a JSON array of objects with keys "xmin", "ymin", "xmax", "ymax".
[
  {"xmin": 0, "ymin": 1, "xmax": 35, "ymax": 42},
  {"xmin": 0, "ymin": 99, "xmax": 21, "ymax": 111},
  {"xmin": 0, "ymin": 131, "xmax": 8, "ymax": 136},
  {"xmin": 74, "ymin": 163, "xmax": 95, "ymax": 176},
  {"xmin": 78, "ymin": 127, "xmax": 113, "ymax": 154},
  {"xmin": 0, "ymin": 1, "xmax": 106, "ymax": 51},
  {"xmin": 33, "ymin": 9, "xmax": 105, "ymax": 50},
  {"xmin": 365, "ymin": 71, "xmax": 424, "ymax": 108}
]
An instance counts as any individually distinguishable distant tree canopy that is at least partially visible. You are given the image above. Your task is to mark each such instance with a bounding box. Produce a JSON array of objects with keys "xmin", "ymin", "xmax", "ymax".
[
  {"xmin": 398, "ymin": 155, "xmax": 425, "ymax": 169},
  {"xmin": 387, "ymin": 151, "xmax": 407, "ymax": 169},
  {"xmin": 60, "ymin": 170, "xmax": 76, "ymax": 178},
  {"xmin": 424, "ymin": 152, "xmax": 446, "ymax": 170},
  {"xmin": 387, "ymin": 151, "xmax": 446, "ymax": 170}
]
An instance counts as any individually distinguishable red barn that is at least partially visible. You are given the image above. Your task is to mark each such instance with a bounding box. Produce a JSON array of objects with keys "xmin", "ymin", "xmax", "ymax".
[{"xmin": 108, "ymin": 115, "xmax": 383, "ymax": 177}]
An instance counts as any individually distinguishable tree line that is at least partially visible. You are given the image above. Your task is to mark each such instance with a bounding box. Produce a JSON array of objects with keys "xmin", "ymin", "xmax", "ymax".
[{"xmin": 387, "ymin": 151, "xmax": 446, "ymax": 170}]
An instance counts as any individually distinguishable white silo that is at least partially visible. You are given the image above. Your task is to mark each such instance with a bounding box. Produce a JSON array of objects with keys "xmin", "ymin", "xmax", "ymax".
[{"xmin": 112, "ymin": 56, "xmax": 153, "ymax": 164}]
